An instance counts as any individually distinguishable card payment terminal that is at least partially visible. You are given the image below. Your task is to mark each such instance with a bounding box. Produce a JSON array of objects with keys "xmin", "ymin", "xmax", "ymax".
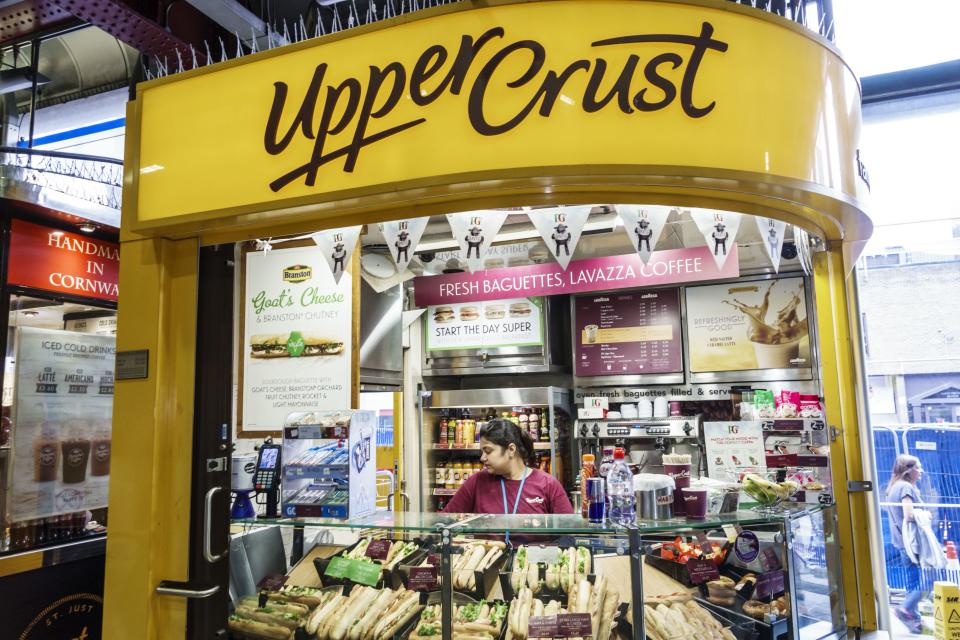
[{"xmin": 254, "ymin": 442, "xmax": 282, "ymax": 518}]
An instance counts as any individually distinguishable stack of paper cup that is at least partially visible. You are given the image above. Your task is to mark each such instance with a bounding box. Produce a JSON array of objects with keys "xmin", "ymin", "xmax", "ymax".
[
  {"xmin": 637, "ymin": 399, "xmax": 653, "ymax": 419},
  {"xmin": 663, "ymin": 452, "xmax": 692, "ymax": 515}
]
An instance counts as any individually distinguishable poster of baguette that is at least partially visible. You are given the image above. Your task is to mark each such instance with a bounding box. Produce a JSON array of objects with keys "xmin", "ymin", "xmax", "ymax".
[{"xmin": 242, "ymin": 245, "xmax": 351, "ymax": 433}]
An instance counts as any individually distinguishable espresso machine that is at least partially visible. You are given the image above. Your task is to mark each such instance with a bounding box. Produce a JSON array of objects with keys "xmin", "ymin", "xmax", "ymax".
[{"xmin": 572, "ymin": 415, "xmax": 704, "ymax": 478}]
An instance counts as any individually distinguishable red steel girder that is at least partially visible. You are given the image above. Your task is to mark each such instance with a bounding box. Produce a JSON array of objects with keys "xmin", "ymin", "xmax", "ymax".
[
  {"xmin": 50, "ymin": 0, "xmax": 207, "ymax": 67},
  {"xmin": 0, "ymin": 1, "xmax": 74, "ymax": 45}
]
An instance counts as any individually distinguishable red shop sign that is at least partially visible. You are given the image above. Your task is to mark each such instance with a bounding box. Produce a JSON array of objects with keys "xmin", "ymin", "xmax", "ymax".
[{"xmin": 7, "ymin": 220, "xmax": 119, "ymax": 302}]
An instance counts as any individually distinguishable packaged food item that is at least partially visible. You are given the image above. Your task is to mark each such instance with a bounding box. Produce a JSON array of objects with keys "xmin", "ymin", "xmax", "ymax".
[
  {"xmin": 799, "ymin": 394, "xmax": 824, "ymax": 418},
  {"xmin": 775, "ymin": 390, "xmax": 800, "ymax": 418},
  {"xmin": 579, "ymin": 454, "xmax": 596, "ymax": 518},
  {"xmin": 753, "ymin": 390, "xmax": 776, "ymax": 419}
]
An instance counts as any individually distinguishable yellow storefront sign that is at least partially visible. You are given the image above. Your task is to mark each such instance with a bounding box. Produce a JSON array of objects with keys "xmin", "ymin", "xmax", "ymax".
[
  {"xmin": 935, "ymin": 582, "xmax": 960, "ymax": 640},
  {"xmin": 127, "ymin": 0, "xmax": 868, "ymax": 236}
]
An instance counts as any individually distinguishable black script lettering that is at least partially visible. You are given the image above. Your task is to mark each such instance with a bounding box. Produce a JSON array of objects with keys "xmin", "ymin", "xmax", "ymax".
[
  {"xmin": 468, "ymin": 39, "xmax": 547, "ymax": 135},
  {"xmin": 634, "ymin": 52, "xmax": 681, "ymax": 111},
  {"xmin": 412, "ymin": 28, "xmax": 505, "ymax": 105},
  {"xmin": 346, "ymin": 62, "xmax": 407, "ymax": 171},
  {"xmin": 263, "ymin": 63, "xmax": 326, "ymax": 153},
  {"xmin": 591, "ymin": 21, "xmax": 728, "ymax": 117},
  {"xmin": 583, "ymin": 56, "xmax": 640, "ymax": 113},
  {"xmin": 410, "ymin": 45, "xmax": 449, "ymax": 105}
]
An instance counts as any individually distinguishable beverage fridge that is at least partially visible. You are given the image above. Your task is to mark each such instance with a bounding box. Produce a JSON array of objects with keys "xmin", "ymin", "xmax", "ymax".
[{"xmin": 417, "ymin": 387, "xmax": 573, "ymax": 510}]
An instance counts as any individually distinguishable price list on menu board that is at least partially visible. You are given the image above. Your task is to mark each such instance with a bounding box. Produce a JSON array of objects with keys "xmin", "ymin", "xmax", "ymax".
[{"xmin": 574, "ymin": 289, "xmax": 682, "ymax": 377}]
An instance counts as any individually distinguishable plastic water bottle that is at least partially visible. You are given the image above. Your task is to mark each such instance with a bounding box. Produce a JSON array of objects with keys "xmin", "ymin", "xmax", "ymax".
[{"xmin": 606, "ymin": 447, "xmax": 636, "ymax": 525}]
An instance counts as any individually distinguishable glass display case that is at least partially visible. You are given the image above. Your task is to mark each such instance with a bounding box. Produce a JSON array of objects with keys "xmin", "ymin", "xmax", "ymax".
[
  {"xmin": 417, "ymin": 388, "xmax": 574, "ymax": 511},
  {"xmin": 229, "ymin": 505, "xmax": 845, "ymax": 640}
]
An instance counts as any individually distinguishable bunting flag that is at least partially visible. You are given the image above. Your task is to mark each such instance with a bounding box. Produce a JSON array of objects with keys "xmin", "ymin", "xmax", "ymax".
[
  {"xmin": 380, "ymin": 218, "xmax": 429, "ymax": 273},
  {"xmin": 615, "ymin": 205, "xmax": 672, "ymax": 264},
  {"xmin": 689, "ymin": 208, "xmax": 743, "ymax": 270},
  {"xmin": 756, "ymin": 216, "xmax": 788, "ymax": 273},
  {"xmin": 446, "ymin": 210, "xmax": 510, "ymax": 272},
  {"xmin": 526, "ymin": 205, "xmax": 592, "ymax": 269},
  {"xmin": 311, "ymin": 225, "xmax": 362, "ymax": 284}
]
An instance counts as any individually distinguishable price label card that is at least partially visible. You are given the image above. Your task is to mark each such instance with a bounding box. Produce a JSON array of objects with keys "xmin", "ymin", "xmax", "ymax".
[
  {"xmin": 324, "ymin": 556, "xmax": 349, "ymax": 579},
  {"xmin": 529, "ymin": 615, "xmax": 559, "ymax": 638},
  {"xmin": 686, "ymin": 558, "xmax": 720, "ymax": 585},
  {"xmin": 526, "ymin": 546, "xmax": 561, "ymax": 565},
  {"xmin": 721, "ymin": 524, "xmax": 740, "ymax": 543},
  {"xmin": 759, "ymin": 548, "xmax": 781, "ymax": 572},
  {"xmin": 755, "ymin": 570, "xmax": 785, "ymax": 599},
  {"xmin": 257, "ymin": 573, "xmax": 288, "ymax": 591},
  {"xmin": 556, "ymin": 613, "xmax": 592, "ymax": 638},
  {"xmin": 365, "ymin": 539, "xmax": 392, "ymax": 560},
  {"xmin": 347, "ymin": 560, "xmax": 383, "ymax": 586},
  {"xmin": 426, "ymin": 553, "xmax": 441, "ymax": 567},
  {"xmin": 407, "ymin": 566, "xmax": 439, "ymax": 591}
]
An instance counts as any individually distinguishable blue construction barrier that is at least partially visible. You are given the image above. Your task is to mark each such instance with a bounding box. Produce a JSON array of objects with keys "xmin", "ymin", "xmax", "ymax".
[{"xmin": 873, "ymin": 427, "xmax": 905, "ymax": 590}]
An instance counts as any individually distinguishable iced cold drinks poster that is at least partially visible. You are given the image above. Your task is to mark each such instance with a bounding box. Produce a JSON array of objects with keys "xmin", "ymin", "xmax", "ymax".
[
  {"xmin": 11, "ymin": 327, "xmax": 115, "ymax": 521},
  {"xmin": 685, "ymin": 278, "xmax": 810, "ymax": 373},
  {"xmin": 242, "ymin": 246, "xmax": 351, "ymax": 432}
]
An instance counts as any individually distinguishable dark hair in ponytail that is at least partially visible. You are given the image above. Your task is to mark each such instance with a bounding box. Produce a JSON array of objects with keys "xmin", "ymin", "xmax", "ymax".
[{"xmin": 479, "ymin": 417, "xmax": 536, "ymax": 467}]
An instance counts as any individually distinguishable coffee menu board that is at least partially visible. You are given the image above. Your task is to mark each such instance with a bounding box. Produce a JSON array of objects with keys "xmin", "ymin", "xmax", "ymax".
[
  {"xmin": 10, "ymin": 327, "xmax": 115, "ymax": 521},
  {"xmin": 425, "ymin": 297, "xmax": 544, "ymax": 351},
  {"xmin": 574, "ymin": 289, "xmax": 683, "ymax": 377},
  {"xmin": 685, "ymin": 277, "xmax": 811, "ymax": 373}
]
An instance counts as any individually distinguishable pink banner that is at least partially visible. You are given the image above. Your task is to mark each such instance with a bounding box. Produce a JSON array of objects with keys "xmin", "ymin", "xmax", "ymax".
[{"xmin": 414, "ymin": 245, "xmax": 739, "ymax": 307}]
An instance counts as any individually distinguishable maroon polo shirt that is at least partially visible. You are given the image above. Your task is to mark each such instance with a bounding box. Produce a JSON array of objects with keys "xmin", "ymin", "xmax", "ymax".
[{"xmin": 443, "ymin": 468, "xmax": 574, "ymax": 515}]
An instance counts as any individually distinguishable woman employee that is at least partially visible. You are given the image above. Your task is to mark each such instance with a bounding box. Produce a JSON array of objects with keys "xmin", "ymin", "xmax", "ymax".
[{"xmin": 443, "ymin": 418, "xmax": 574, "ymax": 515}]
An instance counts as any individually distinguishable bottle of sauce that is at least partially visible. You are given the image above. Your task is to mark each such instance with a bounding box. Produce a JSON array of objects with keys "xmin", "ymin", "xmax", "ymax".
[
  {"xmin": 579, "ymin": 454, "xmax": 596, "ymax": 518},
  {"xmin": 436, "ymin": 462, "xmax": 446, "ymax": 487},
  {"xmin": 438, "ymin": 411, "xmax": 448, "ymax": 444},
  {"xmin": 529, "ymin": 407, "xmax": 539, "ymax": 433},
  {"xmin": 448, "ymin": 412, "xmax": 457, "ymax": 446},
  {"xmin": 463, "ymin": 414, "xmax": 475, "ymax": 447},
  {"xmin": 455, "ymin": 412, "xmax": 464, "ymax": 446}
]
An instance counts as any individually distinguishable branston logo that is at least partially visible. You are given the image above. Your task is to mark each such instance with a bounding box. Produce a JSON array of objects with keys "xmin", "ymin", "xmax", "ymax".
[{"xmin": 283, "ymin": 264, "xmax": 313, "ymax": 282}]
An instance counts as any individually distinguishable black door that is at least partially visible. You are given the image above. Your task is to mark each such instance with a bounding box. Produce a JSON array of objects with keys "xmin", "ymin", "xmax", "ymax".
[{"xmin": 187, "ymin": 244, "xmax": 235, "ymax": 637}]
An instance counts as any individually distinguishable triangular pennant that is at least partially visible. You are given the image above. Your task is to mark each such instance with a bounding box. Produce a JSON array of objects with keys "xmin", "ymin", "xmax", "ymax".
[
  {"xmin": 616, "ymin": 205, "xmax": 672, "ymax": 264},
  {"xmin": 526, "ymin": 205, "xmax": 591, "ymax": 269},
  {"xmin": 756, "ymin": 217, "xmax": 787, "ymax": 273},
  {"xmin": 689, "ymin": 208, "xmax": 743, "ymax": 269},
  {"xmin": 311, "ymin": 226, "xmax": 361, "ymax": 284},
  {"xmin": 380, "ymin": 218, "xmax": 429, "ymax": 273},
  {"xmin": 445, "ymin": 210, "xmax": 510, "ymax": 272}
]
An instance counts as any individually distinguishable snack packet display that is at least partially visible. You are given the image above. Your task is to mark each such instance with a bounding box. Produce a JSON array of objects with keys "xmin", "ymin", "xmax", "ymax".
[
  {"xmin": 775, "ymin": 390, "xmax": 800, "ymax": 418},
  {"xmin": 753, "ymin": 390, "xmax": 775, "ymax": 419},
  {"xmin": 799, "ymin": 394, "xmax": 823, "ymax": 418}
]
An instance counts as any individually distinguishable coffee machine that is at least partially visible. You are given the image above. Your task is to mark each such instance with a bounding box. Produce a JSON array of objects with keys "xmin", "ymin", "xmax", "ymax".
[{"xmin": 572, "ymin": 415, "xmax": 704, "ymax": 478}]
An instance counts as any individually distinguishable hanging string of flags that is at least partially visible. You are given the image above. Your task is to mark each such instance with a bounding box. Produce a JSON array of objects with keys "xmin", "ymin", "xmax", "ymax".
[
  {"xmin": 689, "ymin": 208, "xmax": 743, "ymax": 269},
  {"xmin": 526, "ymin": 205, "xmax": 592, "ymax": 269},
  {"xmin": 255, "ymin": 205, "xmax": 791, "ymax": 280},
  {"xmin": 756, "ymin": 217, "xmax": 788, "ymax": 273},
  {"xmin": 311, "ymin": 226, "xmax": 362, "ymax": 284},
  {"xmin": 380, "ymin": 218, "xmax": 430, "ymax": 273},
  {"xmin": 445, "ymin": 210, "xmax": 510, "ymax": 272},
  {"xmin": 615, "ymin": 205, "xmax": 673, "ymax": 264}
]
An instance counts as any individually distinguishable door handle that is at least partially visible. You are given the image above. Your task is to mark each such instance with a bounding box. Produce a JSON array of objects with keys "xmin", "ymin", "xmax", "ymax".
[
  {"xmin": 204, "ymin": 486, "xmax": 227, "ymax": 563},
  {"xmin": 156, "ymin": 581, "xmax": 220, "ymax": 599}
]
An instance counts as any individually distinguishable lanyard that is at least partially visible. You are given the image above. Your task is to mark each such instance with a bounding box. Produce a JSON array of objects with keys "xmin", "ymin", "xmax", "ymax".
[{"xmin": 500, "ymin": 468, "xmax": 529, "ymax": 545}]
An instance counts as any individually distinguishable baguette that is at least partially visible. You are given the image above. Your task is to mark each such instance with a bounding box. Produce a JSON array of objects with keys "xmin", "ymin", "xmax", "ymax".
[
  {"xmin": 526, "ymin": 563, "xmax": 540, "ymax": 593},
  {"xmin": 307, "ymin": 593, "xmax": 345, "ymax": 636},
  {"xmin": 234, "ymin": 605, "xmax": 301, "ymax": 630},
  {"xmin": 478, "ymin": 547, "xmax": 502, "ymax": 571},
  {"xmin": 370, "ymin": 590, "xmax": 420, "ymax": 640},
  {"xmin": 239, "ymin": 597, "xmax": 309, "ymax": 617},
  {"xmin": 330, "ymin": 587, "xmax": 378, "ymax": 640},
  {"xmin": 350, "ymin": 588, "xmax": 396, "ymax": 640},
  {"xmin": 228, "ymin": 614, "xmax": 292, "ymax": 640}
]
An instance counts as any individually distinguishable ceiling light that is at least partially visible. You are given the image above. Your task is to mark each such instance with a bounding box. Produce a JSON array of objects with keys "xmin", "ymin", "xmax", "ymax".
[
  {"xmin": 78, "ymin": 222, "xmax": 96, "ymax": 233},
  {"xmin": 22, "ymin": 310, "xmax": 39, "ymax": 317}
]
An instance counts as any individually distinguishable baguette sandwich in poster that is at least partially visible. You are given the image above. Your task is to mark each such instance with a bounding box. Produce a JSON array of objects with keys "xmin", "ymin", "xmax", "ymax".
[{"xmin": 242, "ymin": 245, "xmax": 351, "ymax": 432}]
